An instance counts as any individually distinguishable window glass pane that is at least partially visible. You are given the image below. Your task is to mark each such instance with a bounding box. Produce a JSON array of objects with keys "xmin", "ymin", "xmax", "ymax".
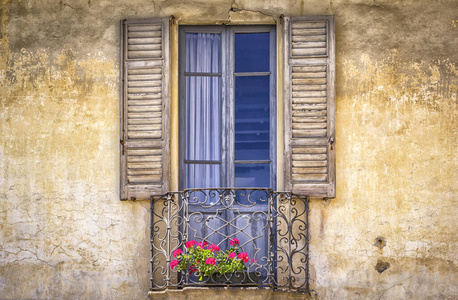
[
  {"xmin": 235, "ymin": 76, "xmax": 270, "ymax": 161},
  {"xmin": 186, "ymin": 76, "xmax": 221, "ymax": 161},
  {"xmin": 235, "ymin": 33, "xmax": 269, "ymax": 73},
  {"xmin": 186, "ymin": 33, "xmax": 221, "ymax": 73},
  {"xmin": 186, "ymin": 164, "xmax": 221, "ymax": 189},
  {"xmin": 235, "ymin": 164, "xmax": 270, "ymax": 188},
  {"xmin": 181, "ymin": 27, "xmax": 275, "ymax": 192}
]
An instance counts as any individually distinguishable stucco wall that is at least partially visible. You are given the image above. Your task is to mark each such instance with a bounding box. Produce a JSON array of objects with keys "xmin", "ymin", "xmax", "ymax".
[{"xmin": 1, "ymin": 0, "xmax": 457, "ymax": 299}]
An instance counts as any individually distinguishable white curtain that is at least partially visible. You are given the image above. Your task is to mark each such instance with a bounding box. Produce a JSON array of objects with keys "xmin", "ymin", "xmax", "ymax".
[{"xmin": 185, "ymin": 33, "xmax": 221, "ymax": 189}]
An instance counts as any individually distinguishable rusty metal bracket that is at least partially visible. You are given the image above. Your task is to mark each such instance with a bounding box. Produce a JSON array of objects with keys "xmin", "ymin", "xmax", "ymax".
[
  {"xmin": 120, "ymin": 139, "xmax": 125, "ymax": 155},
  {"xmin": 329, "ymin": 136, "xmax": 335, "ymax": 151}
]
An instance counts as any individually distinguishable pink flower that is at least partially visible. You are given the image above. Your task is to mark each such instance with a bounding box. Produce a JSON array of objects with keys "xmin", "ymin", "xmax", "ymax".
[
  {"xmin": 185, "ymin": 240, "xmax": 197, "ymax": 248},
  {"xmin": 209, "ymin": 244, "xmax": 220, "ymax": 252},
  {"xmin": 173, "ymin": 249, "xmax": 182, "ymax": 257},
  {"xmin": 238, "ymin": 252, "xmax": 249, "ymax": 263},
  {"xmin": 252, "ymin": 259, "xmax": 257, "ymax": 263},
  {"xmin": 228, "ymin": 252, "xmax": 236, "ymax": 259},
  {"xmin": 197, "ymin": 241, "xmax": 209, "ymax": 249},
  {"xmin": 230, "ymin": 238, "xmax": 240, "ymax": 246},
  {"xmin": 170, "ymin": 260, "xmax": 179, "ymax": 269},
  {"xmin": 205, "ymin": 257, "xmax": 216, "ymax": 265}
]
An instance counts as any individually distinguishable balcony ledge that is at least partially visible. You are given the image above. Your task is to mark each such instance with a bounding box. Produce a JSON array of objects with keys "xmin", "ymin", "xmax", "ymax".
[{"xmin": 148, "ymin": 287, "xmax": 312, "ymax": 300}]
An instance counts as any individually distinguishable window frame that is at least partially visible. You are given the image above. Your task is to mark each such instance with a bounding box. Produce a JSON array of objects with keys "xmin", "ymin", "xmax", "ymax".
[
  {"xmin": 178, "ymin": 25, "xmax": 277, "ymax": 190},
  {"xmin": 119, "ymin": 16, "xmax": 336, "ymax": 200}
]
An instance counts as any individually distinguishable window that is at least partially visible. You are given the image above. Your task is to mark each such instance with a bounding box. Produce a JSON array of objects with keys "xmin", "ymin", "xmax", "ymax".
[
  {"xmin": 120, "ymin": 15, "xmax": 335, "ymax": 292},
  {"xmin": 120, "ymin": 16, "xmax": 335, "ymax": 200},
  {"xmin": 178, "ymin": 26, "xmax": 276, "ymax": 190}
]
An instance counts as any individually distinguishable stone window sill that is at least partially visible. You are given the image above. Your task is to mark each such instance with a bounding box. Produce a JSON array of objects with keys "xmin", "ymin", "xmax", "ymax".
[{"xmin": 148, "ymin": 287, "xmax": 312, "ymax": 300}]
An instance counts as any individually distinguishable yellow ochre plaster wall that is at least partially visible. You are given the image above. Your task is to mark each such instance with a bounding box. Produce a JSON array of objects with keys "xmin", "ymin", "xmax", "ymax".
[{"xmin": 1, "ymin": 0, "xmax": 457, "ymax": 299}]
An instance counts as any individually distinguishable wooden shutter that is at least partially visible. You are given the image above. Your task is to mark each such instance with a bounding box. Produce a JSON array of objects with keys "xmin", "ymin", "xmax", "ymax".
[
  {"xmin": 283, "ymin": 16, "xmax": 335, "ymax": 198},
  {"xmin": 120, "ymin": 18, "xmax": 170, "ymax": 200}
]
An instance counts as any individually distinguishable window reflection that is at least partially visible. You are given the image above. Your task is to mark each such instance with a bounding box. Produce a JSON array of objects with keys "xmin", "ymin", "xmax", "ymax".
[{"xmin": 235, "ymin": 33, "xmax": 270, "ymax": 73}]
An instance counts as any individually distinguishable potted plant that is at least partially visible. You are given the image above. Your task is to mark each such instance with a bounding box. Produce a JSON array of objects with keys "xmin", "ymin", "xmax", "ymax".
[{"xmin": 170, "ymin": 238, "xmax": 259, "ymax": 284}]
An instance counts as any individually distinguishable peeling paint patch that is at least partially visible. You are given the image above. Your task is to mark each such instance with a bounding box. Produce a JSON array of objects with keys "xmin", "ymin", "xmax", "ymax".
[
  {"xmin": 375, "ymin": 260, "xmax": 390, "ymax": 273},
  {"xmin": 374, "ymin": 237, "xmax": 386, "ymax": 249}
]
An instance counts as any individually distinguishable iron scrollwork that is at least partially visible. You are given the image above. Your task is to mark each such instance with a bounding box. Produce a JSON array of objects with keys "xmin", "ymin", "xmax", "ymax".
[{"xmin": 150, "ymin": 188, "xmax": 309, "ymax": 293}]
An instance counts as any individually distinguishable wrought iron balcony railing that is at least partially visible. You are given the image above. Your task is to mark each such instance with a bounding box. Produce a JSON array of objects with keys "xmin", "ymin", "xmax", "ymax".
[{"xmin": 150, "ymin": 188, "xmax": 309, "ymax": 293}]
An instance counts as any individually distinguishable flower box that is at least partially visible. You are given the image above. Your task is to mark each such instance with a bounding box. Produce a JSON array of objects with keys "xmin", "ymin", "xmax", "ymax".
[
  {"xmin": 202, "ymin": 272, "xmax": 260, "ymax": 284},
  {"xmin": 171, "ymin": 239, "xmax": 258, "ymax": 283}
]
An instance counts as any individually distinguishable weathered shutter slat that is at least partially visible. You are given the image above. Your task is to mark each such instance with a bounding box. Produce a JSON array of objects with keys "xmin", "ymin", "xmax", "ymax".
[
  {"xmin": 284, "ymin": 16, "xmax": 336, "ymax": 198},
  {"xmin": 121, "ymin": 18, "xmax": 170, "ymax": 200}
]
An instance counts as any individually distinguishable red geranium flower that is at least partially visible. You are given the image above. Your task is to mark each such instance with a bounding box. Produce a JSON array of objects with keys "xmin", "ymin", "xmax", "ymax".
[
  {"xmin": 170, "ymin": 260, "xmax": 179, "ymax": 269},
  {"xmin": 197, "ymin": 241, "xmax": 209, "ymax": 249},
  {"xmin": 189, "ymin": 265, "xmax": 198, "ymax": 275},
  {"xmin": 237, "ymin": 252, "xmax": 249, "ymax": 263},
  {"xmin": 209, "ymin": 244, "xmax": 220, "ymax": 252},
  {"xmin": 228, "ymin": 252, "xmax": 236, "ymax": 259},
  {"xmin": 230, "ymin": 238, "xmax": 240, "ymax": 246},
  {"xmin": 185, "ymin": 240, "xmax": 197, "ymax": 248},
  {"xmin": 205, "ymin": 257, "xmax": 216, "ymax": 265},
  {"xmin": 173, "ymin": 249, "xmax": 182, "ymax": 257}
]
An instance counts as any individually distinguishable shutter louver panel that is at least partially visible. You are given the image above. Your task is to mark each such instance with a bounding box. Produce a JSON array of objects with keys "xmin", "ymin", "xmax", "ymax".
[
  {"xmin": 127, "ymin": 148, "xmax": 163, "ymax": 184},
  {"xmin": 121, "ymin": 18, "xmax": 170, "ymax": 200},
  {"xmin": 292, "ymin": 65, "xmax": 328, "ymax": 139},
  {"xmin": 284, "ymin": 16, "xmax": 335, "ymax": 198},
  {"xmin": 127, "ymin": 67, "xmax": 163, "ymax": 139},
  {"xmin": 127, "ymin": 24, "xmax": 163, "ymax": 59},
  {"xmin": 291, "ymin": 20, "xmax": 327, "ymax": 57}
]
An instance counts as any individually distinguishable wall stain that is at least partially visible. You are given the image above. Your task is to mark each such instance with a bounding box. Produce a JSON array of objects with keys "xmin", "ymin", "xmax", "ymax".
[
  {"xmin": 0, "ymin": 0, "xmax": 11, "ymax": 74},
  {"xmin": 375, "ymin": 260, "xmax": 390, "ymax": 273}
]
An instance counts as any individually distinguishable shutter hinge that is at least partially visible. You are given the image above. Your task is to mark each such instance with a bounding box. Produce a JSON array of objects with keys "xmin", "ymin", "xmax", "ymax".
[
  {"xmin": 120, "ymin": 139, "xmax": 125, "ymax": 155},
  {"xmin": 329, "ymin": 136, "xmax": 335, "ymax": 151}
]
